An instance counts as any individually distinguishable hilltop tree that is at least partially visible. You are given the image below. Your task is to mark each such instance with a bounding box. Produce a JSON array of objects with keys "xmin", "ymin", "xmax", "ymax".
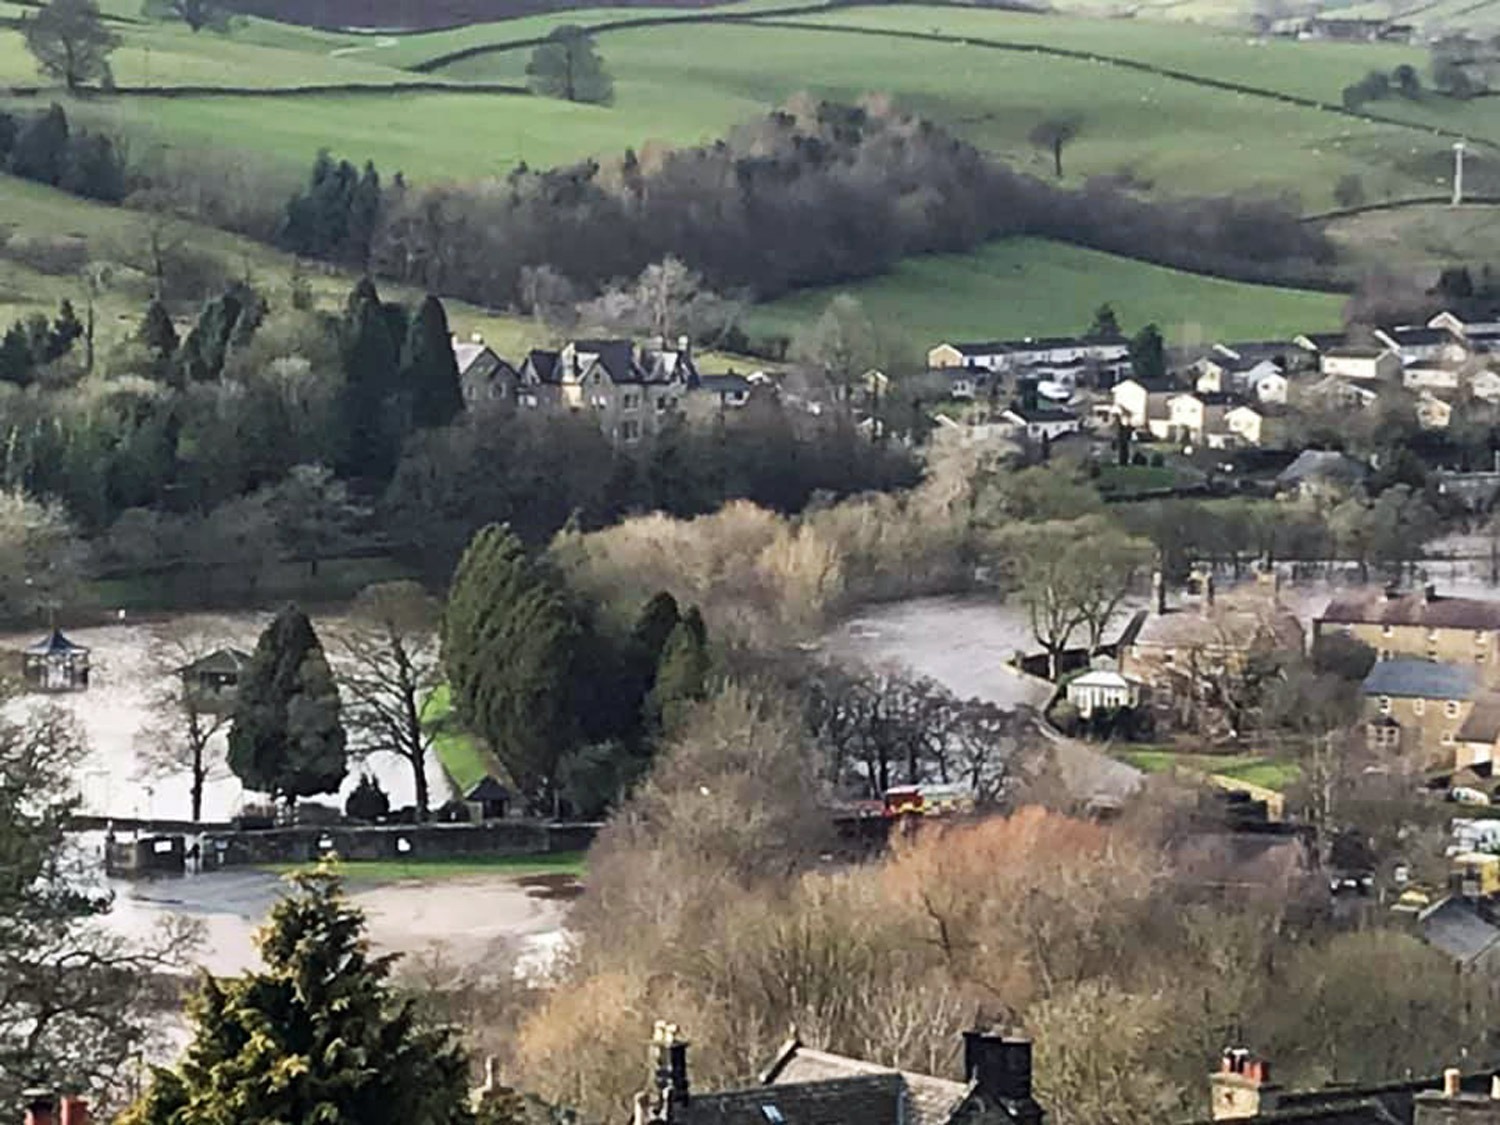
[
  {"xmin": 120, "ymin": 866, "xmax": 477, "ymax": 1125},
  {"xmin": 525, "ymin": 25, "xmax": 613, "ymax": 104},
  {"xmin": 142, "ymin": 0, "xmax": 231, "ymax": 32},
  {"xmin": 1087, "ymin": 303, "xmax": 1120, "ymax": 338},
  {"xmin": 23, "ymin": 0, "xmax": 120, "ymax": 91},
  {"xmin": 400, "ymin": 295, "xmax": 466, "ymax": 431},
  {"xmin": 442, "ymin": 524, "xmax": 581, "ymax": 812},
  {"xmin": 1129, "ymin": 322, "xmax": 1167, "ymax": 383},
  {"xmin": 1029, "ymin": 115, "xmax": 1080, "ymax": 178},
  {"xmin": 227, "ymin": 605, "xmax": 347, "ymax": 810},
  {"xmin": 335, "ymin": 581, "xmax": 442, "ymax": 822}
]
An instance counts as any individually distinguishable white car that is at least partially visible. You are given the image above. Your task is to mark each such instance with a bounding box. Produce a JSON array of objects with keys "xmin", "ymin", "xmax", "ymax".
[{"xmin": 1449, "ymin": 786, "xmax": 1491, "ymax": 807}]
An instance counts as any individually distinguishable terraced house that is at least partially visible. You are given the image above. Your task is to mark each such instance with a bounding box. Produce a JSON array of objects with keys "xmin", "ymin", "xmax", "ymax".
[{"xmin": 1316, "ymin": 587, "xmax": 1500, "ymax": 683}]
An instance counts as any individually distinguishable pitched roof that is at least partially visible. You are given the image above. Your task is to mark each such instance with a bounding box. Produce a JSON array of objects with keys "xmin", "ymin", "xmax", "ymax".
[
  {"xmin": 176, "ymin": 647, "xmax": 252, "ymax": 677},
  {"xmin": 1418, "ymin": 897, "xmax": 1500, "ymax": 965},
  {"xmin": 464, "ymin": 776, "xmax": 510, "ymax": 802},
  {"xmin": 1115, "ymin": 377, "xmax": 1177, "ymax": 394},
  {"xmin": 1003, "ymin": 405, "xmax": 1078, "ymax": 424},
  {"xmin": 1276, "ymin": 450, "xmax": 1369, "ymax": 485},
  {"xmin": 523, "ymin": 349, "xmax": 561, "ymax": 384},
  {"xmin": 1131, "ymin": 593, "xmax": 1303, "ymax": 653},
  {"xmin": 1296, "ymin": 332, "xmax": 1346, "ymax": 352},
  {"xmin": 1324, "ymin": 346, "xmax": 1390, "ymax": 360},
  {"xmin": 1380, "ymin": 326, "xmax": 1453, "ymax": 346},
  {"xmin": 452, "ymin": 340, "xmax": 494, "ymax": 374},
  {"xmin": 761, "ymin": 1044, "xmax": 972, "ymax": 1125},
  {"xmin": 1460, "ymin": 695, "xmax": 1500, "ymax": 743},
  {"xmin": 24, "ymin": 629, "xmax": 88, "ymax": 656},
  {"xmin": 1320, "ymin": 588, "xmax": 1500, "ymax": 630},
  {"xmin": 1177, "ymin": 391, "xmax": 1245, "ymax": 407},
  {"xmin": 1361, "ymin": 658, "xmax": 1478, "ymax": 701},
  {"xmin": 572, "ymin": 339, "xmax": 641, "ymax": 383},
  {"xmin": 680, "ymin": 1074, "xmax": 906, "ymax": 1125},
  {"xmin": 1005, "ymin": 333, "xmax": 1127, "ymax": 350},
  {"xmin": 940, "ymin": 341, "xmax": 1008, "ymax": 356},
  {"xmin": 694, "ymin": 374, "xmax": 754, "ymax": 394}
]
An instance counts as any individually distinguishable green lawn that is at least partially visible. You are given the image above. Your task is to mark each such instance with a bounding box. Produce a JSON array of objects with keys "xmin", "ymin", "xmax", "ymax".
[
  {"xmin": 1117, "ymin": 748, "xmax": 1304, "ymax": 791},
  {"xmin": 262, "ymin": 850, "xmax": 588, "ymax": 883},
  {"xmin": 744, "ymin": 238, "xmax": 1345, "ymax": 346},
  {"xmin": 1094, "ymin": 463, "xmax": 1191, "ymax": 493},
  {"xmin": 422, "ymin": 684, "xmax": 499, "ymax": 796}
]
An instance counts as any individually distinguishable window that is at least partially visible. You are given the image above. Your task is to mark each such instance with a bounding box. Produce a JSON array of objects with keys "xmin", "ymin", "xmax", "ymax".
[
  {"xmin": 1429, "ymin": 628, "xmax": 1441, "ymax": 643},
  {"xmin": 1479, "ymin": 653, "xmax": 1488, "ymax": 665},
  {"xmin": 622, "ymin": 392, "xmax": 641, "ymax": 411},
  {"xmin": 620, "ymin": 420, "xmax": 641, "ymax": 443},
  {"xmin": 590, "ymin": 394, "xmax": 608, "ymax": 410},
  {"xmin": 1379, "ymin": 649, "xmax": 1392, "ymax": 661},
  {"xmin": 1479, "ymin": 631, "xmax": 1488, "ymax": 645},
  {"xmin": 1447, "ymin": 700, "xmax": 1461, "ymax": 718},
  {"xmin": 1382, "ymin": 624, "xmax": 1393, "ymax": 638},
  {"xmin": 520, "ymin": 393, "xmax": 538, "ymax": 409},
  {"xmin": 1443, "ymin": 731, "xmax": 1456, "ymax": 745},
  {"xmin": 1379, "ymin": 696, "xmax": 1392, "ymax": 716},
  {"xmin": 1413, "ymin": 698, "xmax": 1425, "ymax": 716}
]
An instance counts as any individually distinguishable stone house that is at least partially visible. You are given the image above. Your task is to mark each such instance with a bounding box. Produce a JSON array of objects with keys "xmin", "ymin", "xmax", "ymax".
[
  {"xmin": 527, "ymin": 339, "xmax": 698, "ymax": 445},
  {"xmin": 1362, "ymin": 658, "xmax": 1478, "ymax": 763},
  {"xmin": 1315, "ymin": 586, "xmax": 1500, "ymax": 685},
  {"xmin": 452, "ymin": 336, "xmax": 521, "ymax": 407},
  {"xmin": 632, "ymin": 1022, "xmax": 1045, "ymax": 1125}
]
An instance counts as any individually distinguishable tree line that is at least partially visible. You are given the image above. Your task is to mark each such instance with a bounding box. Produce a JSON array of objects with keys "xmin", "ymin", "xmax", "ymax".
[{"xmin": 0, "ymin": 103, "xmax": 127, "ymax": 203}]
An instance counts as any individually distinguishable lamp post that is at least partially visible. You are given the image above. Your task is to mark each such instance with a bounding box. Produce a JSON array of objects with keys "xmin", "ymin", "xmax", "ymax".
[{"xmin": 1453, "ymin": 140, "xmax": 1467, "ymax": 207}]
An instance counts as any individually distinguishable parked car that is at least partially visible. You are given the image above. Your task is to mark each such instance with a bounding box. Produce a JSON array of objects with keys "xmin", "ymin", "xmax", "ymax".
[{"xmin": 1449, "ymin": 786, "xmax": 1491, "ymax": 806}]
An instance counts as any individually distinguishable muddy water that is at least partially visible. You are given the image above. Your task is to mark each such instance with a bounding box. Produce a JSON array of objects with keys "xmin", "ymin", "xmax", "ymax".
[{"xmin": 0, "ymin": 611, "xmax": 454, "ymax": 823}]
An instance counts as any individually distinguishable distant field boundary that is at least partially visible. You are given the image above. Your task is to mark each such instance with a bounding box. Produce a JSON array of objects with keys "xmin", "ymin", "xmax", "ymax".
[
  {"xmin": 1, "ymin": 80, "xmax": 530, "ymax": 98},
  {"xmin": 1302, "ymin": 194, "xmax": 1500, "ymax": 222},
  {"xmin": 406, "ymin": 3, "xmax": 1500, "ymax": 152}
]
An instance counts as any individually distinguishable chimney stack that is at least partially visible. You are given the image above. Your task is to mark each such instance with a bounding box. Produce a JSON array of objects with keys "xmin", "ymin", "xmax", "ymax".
[
  {"xmin": 24, "ymin": 1092, "xmax": 55, "ymax": 1125},
  {"xmin": 652, "ymin": 1021, "xmax": 690, "ymax": 1108},
  {"xmin": 963, "ymin": 1031, "xmax": 1043, "ymax": 1125},
  {"xmin": 1425, "ymin": 584, "xmax": 1438, "ymax": 604},
  {"xmin": 1153, "ymin": 570, "xmax": 1167, "ymax": 615},
  {"xmin": 1447, "ymin": 1069, "xmax": 1463, "ymax": 1098},
  {"xmin": 1211, "ymin": 1049, "xmax": 1280, "ymax": 1120}
]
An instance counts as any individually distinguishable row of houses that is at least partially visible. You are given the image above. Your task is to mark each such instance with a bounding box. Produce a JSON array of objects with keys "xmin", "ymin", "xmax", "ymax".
[
  {"xmin": 926, "ymin": 311, "xmax": 1500, "ymax": 452},
  {"xmin": 452, "ymin": 335, "xmax": 765, "ymax": 444}
]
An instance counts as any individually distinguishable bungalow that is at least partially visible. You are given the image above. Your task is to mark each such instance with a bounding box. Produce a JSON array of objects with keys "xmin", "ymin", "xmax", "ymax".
[
  {"xmin": 1363, "ymin": 658, "xmax": 1479, "ymax": 762},
  {"xmin": 1320, "ymin": 346, "xmax": 1401, "ymax": 383},
  {"xmin": 1001, "ymin": 404, "xmax": 1082, "ymax": 442},
  {"xmin": 1197, "ymin": 354, "xmax": 1286, "ymax": 403},
  {"xmin": 1375, "ymin": 325, "xmax": 1464, "ymax": 366},
  {"xmin": 927, "ymin": 341, "xmax": 1010, "ymax": 372},
  {"xmin": 1293, "ymin": 331, "xmax": 1345, "ymax": 356},
  {"xmin": 1427, "ymin": 311, "xmax": 1500, "ymax": 338},
  {"xmin": 1112, "ymin": 377, "xmax": 1177, "ymax": 436}
]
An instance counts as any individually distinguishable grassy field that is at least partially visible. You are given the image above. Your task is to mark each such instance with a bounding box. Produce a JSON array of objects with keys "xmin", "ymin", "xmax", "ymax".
[
  {"xmin": 1117, "ymin": 748, "xmax": 1304, "ymax": 791},
  {"xmin": 262, "ymin": 850, "xmax": 588, "ymax": 883},
  {"xmin": 743, "ymin": 238, "xmax": 1346, "ymax": 346},
  {"xmin": 0, "ymin": 174, "xmax": 544, "ymax": 352},
  {"xmin": 1324, "ymin": 202, "xmax": 1500, "ymax": 274}
]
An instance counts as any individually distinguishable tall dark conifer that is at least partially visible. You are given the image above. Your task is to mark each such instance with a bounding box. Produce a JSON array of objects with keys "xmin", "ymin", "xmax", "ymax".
[
  {"xmin": 401, "ymin": 296, "xmax": 465, "ymax": 431},
  {"xmin": 338, "ymin": 278, "xmax": 401, "ymax": 481}
]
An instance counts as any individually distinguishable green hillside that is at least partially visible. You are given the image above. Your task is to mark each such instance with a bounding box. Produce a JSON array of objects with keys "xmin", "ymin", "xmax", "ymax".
[{"xmin": 744, "ymin": 237, "xmax": 1346, "ymax": 347}]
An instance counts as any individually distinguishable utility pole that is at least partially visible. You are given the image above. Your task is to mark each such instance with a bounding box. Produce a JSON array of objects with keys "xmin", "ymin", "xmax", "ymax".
[{"xmin": 1453, "ymin": 140, "xmax": 1467, "ymax": 206}]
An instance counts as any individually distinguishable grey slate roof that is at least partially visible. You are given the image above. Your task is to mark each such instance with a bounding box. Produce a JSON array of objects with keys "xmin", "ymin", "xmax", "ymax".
[
  {"xmin": 1418, "ymin": 897, "xmax": 1500, "ymax": 965},
  {"xmin": 176, "ymin": 647, "xmax": 252, "ymax": 676},
  {"xmin": 1321, "ymin": 589, "xmax": 1500, "ymax": 631},
  {"xmin": 1459, "ymin": 695, "xmax": 1500, "ymax": 743},
  {"xmin": 464, "ymin": 777, "xmax": 510, "ymax": 803},
  {"xmin": 694, "ymin": 374, "xmax": 754, "ymax": 395},
  {"xmin": 1361, "ymin": 658, "xmax": 1478, "ymax": 701},
  {"xmin": 24, "ymin": 629, "xmax": 87, "ymax": 656},
  {"xmin": 761, "ymin": 1045, "xmax": 973, "ymax": 1125},
  {"xmin": 1276, "ymin": 450, "xmax": 1368, "ymax": 486},
  {"xmin": 679, "ymin": 1074, "xmax": 906, "ymax": 1125}
]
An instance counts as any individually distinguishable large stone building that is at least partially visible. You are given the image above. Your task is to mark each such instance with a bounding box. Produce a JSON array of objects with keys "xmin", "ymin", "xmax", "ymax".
[
  {"xmin": 1361, "ymin": 658, "xmax": 1479, "ymax": 764},
  {"xmin": 629, "ymin": 1022, "xmax": 1044, "ymax": 1125},
  {"xmin": 1316, "ymin": 586, "xmax": 1500, "ymax": 685}
]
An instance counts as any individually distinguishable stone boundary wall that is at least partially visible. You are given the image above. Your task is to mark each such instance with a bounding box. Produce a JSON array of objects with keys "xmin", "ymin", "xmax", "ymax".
[{"xmin": 199, "ymin": 820, "xmax": 598, "ymax": 868}]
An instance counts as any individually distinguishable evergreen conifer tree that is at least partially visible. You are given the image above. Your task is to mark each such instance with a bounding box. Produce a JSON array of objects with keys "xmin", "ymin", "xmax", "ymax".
[
  {"xmin": 338, "ymin": 278, "xmax": 402, "ymax": 480},
  {"xmin": 0, "ymin": 324, "xmax": 34, "ymax": 386},
  {"xmin": 137, "ymin": 298, "xmax": 178, "ymax": 359},
  {"xmin": 442, "ymin": 524, "xmax": 580, "ymax": 811},
  {"xmin": 227, "ymin": 604, "xmax": 347, "ymax": 809},
  {"xmin": 401, "ymin": 295, "xmax": 466, "ymax": 431},
  {"xmin": 120, "ymin": 865, "xmax": 476, "ymax": 1125},
  {"xmin": 46, "ymin": 298, "xmax": 83, "ymax": 361}
]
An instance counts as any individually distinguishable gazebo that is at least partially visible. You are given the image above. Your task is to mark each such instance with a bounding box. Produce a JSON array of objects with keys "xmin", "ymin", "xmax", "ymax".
[
  {"xmin": 176, "ymin": 647, "xmax": 252, "ymax": 712},
  {"xmin": 21, "ymin": 629, "xmax": 91, "ymax": 692}
]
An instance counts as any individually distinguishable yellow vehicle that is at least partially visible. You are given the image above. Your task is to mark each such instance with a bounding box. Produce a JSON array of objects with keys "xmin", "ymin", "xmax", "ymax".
[{"xmin": 1451, "ymin": 851, "xmax": 1500, "ymax": 899}]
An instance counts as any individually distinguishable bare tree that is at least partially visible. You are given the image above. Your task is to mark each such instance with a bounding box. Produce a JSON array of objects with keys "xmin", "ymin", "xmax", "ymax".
[
  {"xmin": 333, "ymin": 581, "xmax": 442, "ymax": 821},
  {"xmin": 1028, "ymin": 116, "xmax": 1081, "ymax": 178},
  {"xmin": 134, "ymin": 627, "xmax": 238, "ymax": 823}
]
